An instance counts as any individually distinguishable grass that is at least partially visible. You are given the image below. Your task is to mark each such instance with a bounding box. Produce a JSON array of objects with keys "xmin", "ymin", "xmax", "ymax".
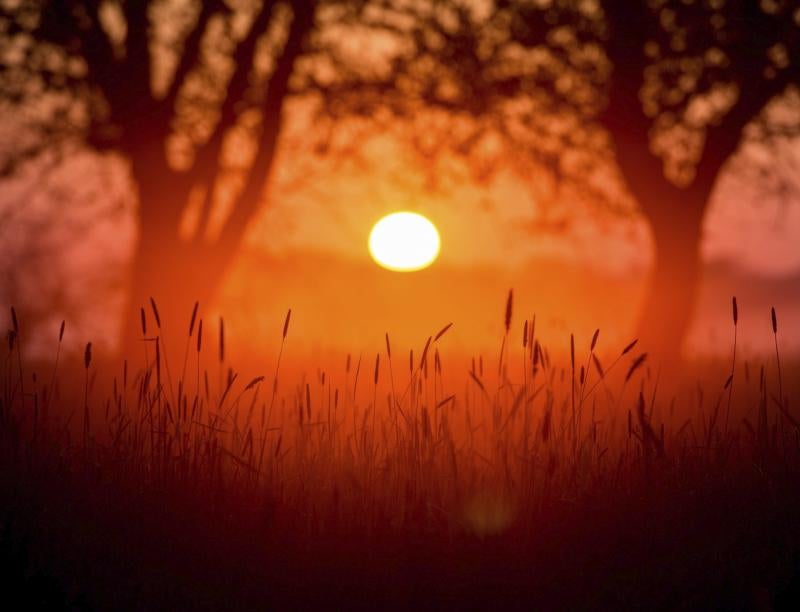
[{"xmin": 1, "ymin": 296, "xmax": 800, "ymax": 609}]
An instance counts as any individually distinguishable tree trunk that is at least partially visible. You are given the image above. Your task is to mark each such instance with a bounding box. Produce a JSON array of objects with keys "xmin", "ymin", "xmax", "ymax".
[
  {"xmin": 600, "ymin": 69, "xmax": 711, "ymax": 365},
  {"xmin": 117, "ymin": 3, "xmax": 312, "ymax": 360},
  {"xmin": 124, "ymin": 225, "xmax": 225, "ymax": 358},
  {"xmin": 599, "ymin": 0, "xmax": 787, "ymax": 366},
  {"xmin": 608, "ymin": 137, "xmax": 710, "ymax": 365},
  {"xmin": 121, "ymin": 155, "xmax": 232, "ymax": 359},
  {"xmin": 637, "ymin": 205, "xmax": 704, "ymax": 366}
]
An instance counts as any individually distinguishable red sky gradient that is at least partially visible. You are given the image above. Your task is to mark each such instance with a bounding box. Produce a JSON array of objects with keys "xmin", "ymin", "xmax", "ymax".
[{"xmin": 2, "ymin": 133, "xmax": 799, "ymax": 361}]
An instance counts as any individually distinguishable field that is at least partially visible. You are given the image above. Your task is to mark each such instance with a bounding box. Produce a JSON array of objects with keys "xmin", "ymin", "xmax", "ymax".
[{"xmin": 2, "ymin": 298, "xmax": 799, "ymax": 610}]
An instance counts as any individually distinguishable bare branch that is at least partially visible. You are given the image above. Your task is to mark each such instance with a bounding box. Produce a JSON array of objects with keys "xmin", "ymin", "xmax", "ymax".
[
  {"xmin": 161, "ymin": 1, "xmax": 229, "ymax": 114},
  {"xmin": 189, "ymin": 1, "xmax": 279, "ymax": 236},
  {"xmin": 215, "ymin": 0, "xmax": 316, "ymax": 253}
]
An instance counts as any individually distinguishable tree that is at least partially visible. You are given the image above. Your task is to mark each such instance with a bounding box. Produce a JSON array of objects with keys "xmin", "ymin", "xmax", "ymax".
[
  {"xmin": 4, "ymin": 1, "xmax": 799, "ymax": 361},
  {"xmin": 0, "ymin": 0, "xmax": 333, "ymax": 350},
  {"xmin": 600, "ymin": 0, "xmax": 799, "ymax": 360},
  {"xmin": 316, "ymin": 0, "xmax": 800, "ymax": 361}
]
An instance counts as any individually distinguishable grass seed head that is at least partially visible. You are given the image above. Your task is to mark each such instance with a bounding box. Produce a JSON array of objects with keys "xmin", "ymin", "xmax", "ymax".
[
  {"xmin": 189, "ymin": 301, "xmax": 199, "ymax": 336},
  {"xmin": 591, "ymin": 329, "xmax": 600, "ymax": 351},
  {"xmin": 434, "ymin": 322, "xmax": 453, "ymax": 342},
  {"xmin": 150, "ymin": 297, "xmax": 161, "ymax": 329},
  {"xmin": 419, "ymin": 336, "xmax": 432, "ymax": 370},
  {"xmin": 625, "ymin": 353, "xmax": 648, "ymax": 382},
  {"xmin": 283, "ymin": 309, "xmax": 291, "ymax": 339},
  {"xmin": 592, "ymin": 353, "xmax": 604, "ymax": 377},
  {"xmin": 570, "ymin": 334, "xmax": 575, "ymax": 370},
  {"xmin": 219, "ymin": 317, "xmax": 225, "ymax": 362},
  {"xmin": 504, "ymin": 289, "xmax": 513, "ymax": 333},
  {"xmin": 622, "ymin": 339, "xmax": 638, "ymax": 355}
]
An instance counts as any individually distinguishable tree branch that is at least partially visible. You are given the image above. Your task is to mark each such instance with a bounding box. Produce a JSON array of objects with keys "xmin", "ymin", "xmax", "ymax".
[
  {"xmin": 215, "ymin": 0, "xmax": 316, "ymax": 254},
  {"xmin": 189, "ymin": 0, "xmax": 279, "ymax": 238},
  {"xmin": 161, "ymin": 1, "xmax": 229, "ymax": 115}
]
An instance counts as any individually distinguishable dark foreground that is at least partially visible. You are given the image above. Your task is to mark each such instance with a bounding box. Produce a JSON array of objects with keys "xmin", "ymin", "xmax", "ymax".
[
  {"xmin": 4, "ymin": 452, "xmax": 800, "ymax": 610},
  {"xmin": 2, "ymin": 319, "xmax": 800, "ymax": 609}
]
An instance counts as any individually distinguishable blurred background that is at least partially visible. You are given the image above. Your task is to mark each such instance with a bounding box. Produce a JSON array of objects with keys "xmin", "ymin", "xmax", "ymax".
[{"xmin": 1, "ymin": 0, "xmax": 798, "ymax": 364}]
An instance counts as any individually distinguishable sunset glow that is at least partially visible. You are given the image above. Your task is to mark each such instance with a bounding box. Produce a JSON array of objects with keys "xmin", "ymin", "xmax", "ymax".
[
  {"xmin": 368, "ymin": 211, "xmax": 440, "ymax": 272},
  {"xmin": 4, "ymin": 1, "xmax": 800, "ymax": 608}
]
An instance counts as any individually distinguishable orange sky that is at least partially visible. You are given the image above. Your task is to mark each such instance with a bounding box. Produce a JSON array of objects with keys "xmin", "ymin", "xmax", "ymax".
[
  {"xmin": 2, "ymin": 128, "xmax": 799, "ymax": 360},
  {"xmin": 253, "ymin": 133, "xmax": 800, "ymax": 278}
]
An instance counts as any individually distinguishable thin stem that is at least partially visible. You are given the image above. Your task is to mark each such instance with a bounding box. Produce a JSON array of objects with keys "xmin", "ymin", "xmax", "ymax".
[
  {"xmin": 774, "ymin": 332, "xmax": 783, "ymax": 405},
  {"xmin": 725, "ymin": 324, "xmax": 737, "ymax": 434}
]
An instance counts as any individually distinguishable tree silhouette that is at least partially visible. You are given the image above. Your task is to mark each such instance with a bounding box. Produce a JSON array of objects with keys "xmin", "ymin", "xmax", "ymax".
[
  {"xmin": 600, "ymin": 0, "xmax": 799, "ymax": 359},
  {"xmin": 317, "ymin": 0, "xmax": 800, "ymax": 360},
  {"xmin": 3, "ymin": 1, "xmax": 799, "ymax": 359},
  {"xmin": 0, "ymin": 0, "xmax": 337, "ymax": 348}
]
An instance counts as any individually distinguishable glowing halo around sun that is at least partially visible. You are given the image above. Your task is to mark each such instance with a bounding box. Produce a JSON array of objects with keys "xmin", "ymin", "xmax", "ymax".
[{"xmin": 368, "ymin": 212, "xmax": 441, "ymax": 272}]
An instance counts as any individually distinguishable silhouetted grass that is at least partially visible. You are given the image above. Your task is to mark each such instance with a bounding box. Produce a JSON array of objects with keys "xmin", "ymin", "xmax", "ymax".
[{"xmin": 1, "ymin": 298, "xmax": 799, "ymax": 609}]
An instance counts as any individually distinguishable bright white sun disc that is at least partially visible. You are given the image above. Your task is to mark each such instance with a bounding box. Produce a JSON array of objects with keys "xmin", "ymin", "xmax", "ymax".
[{"xmin": 368, "ymin": 212, "xmax": 440, "ymax": 272}]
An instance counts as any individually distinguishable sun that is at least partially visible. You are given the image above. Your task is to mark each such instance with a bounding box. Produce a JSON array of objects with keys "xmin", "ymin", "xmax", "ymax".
[{"xmin": 368, "ymin": 212, "xmax": 441, "ymax": 272}]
